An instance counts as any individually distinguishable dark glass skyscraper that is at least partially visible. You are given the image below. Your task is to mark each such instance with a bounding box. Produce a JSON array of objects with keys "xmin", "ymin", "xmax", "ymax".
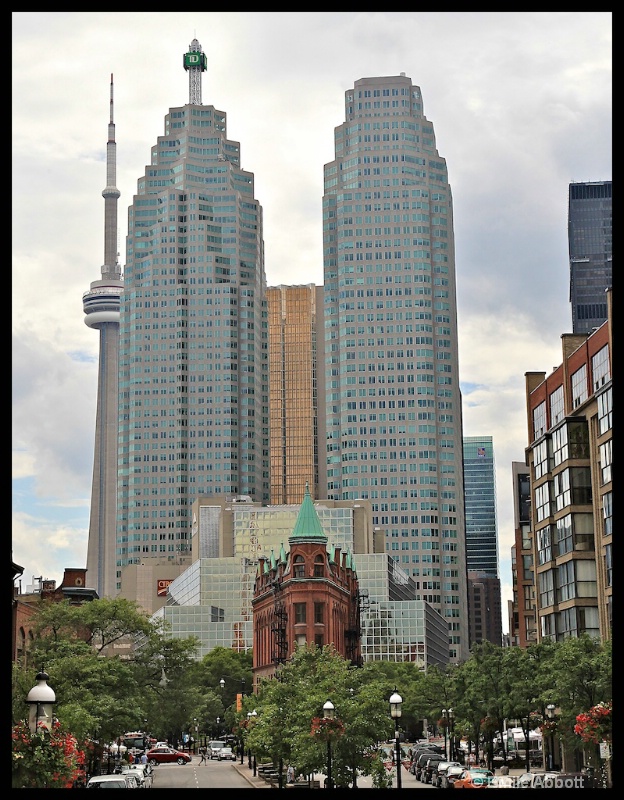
[
  {"xmin": 322, "ymin": 74, "xmax": 468, "ymax": 661},
  {"xmin": 115, "ymin": 39, "xmax": 268, "ymax": 590},
  {"xmin": 568, "ymin": 180, "xmax": 612, "ymax": 334}
]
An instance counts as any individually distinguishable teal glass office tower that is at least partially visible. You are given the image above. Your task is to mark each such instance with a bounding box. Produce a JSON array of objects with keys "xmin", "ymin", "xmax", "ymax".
[
  {"xmin": 116, "ymin": 39, "xmax": 269, "ymax": 590},
  {"xmin": 322, "ymin": 75, "xmax": 468, "ymax": 661},
  {"xmin": 463, "ymin": 436, "xmax": 498, "ymax": 577}
]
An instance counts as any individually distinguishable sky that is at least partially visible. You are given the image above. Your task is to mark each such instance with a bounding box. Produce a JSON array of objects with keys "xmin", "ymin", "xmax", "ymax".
[{"xmin": 12, "ymin": 12, "xmax": 611, "ymax": 633}]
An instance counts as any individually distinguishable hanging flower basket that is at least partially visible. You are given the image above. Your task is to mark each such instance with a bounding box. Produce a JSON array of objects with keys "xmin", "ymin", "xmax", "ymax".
[
  {"xmin": 574, "ymin": 701, "xmax": 612, "ymax": 745},
  {"xmin": 310, "ymin": 716, "xmax": 345, "ymax": 741}
]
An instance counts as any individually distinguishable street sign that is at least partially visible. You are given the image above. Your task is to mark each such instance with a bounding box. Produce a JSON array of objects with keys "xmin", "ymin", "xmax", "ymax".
[{"xmin": 599, "ymin": 741, "xmax": 611, "ymax": 759}]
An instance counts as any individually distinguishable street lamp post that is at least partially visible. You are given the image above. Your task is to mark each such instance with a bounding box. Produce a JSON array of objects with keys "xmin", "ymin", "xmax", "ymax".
[
  {"xmin": 448, "ymin": 708, "xmax": 455, "ymax": 762},
  {"xmin": 389, "ymin": 689, "xmax": 403, "ymax": 789},
  {"xmin": 26, "ymin": 668, "xmax": 56, "ymax": 735},
  {"xmin": 323, "ymin": 700, "xmax": 335, "ymax": 790},
  {"xmin": 545, "ymin": 705, "xmax": 556, "ymax": 771},
  {"xmin": 442, "ymin": 709, "xmax": 449, "ymax": 761}
]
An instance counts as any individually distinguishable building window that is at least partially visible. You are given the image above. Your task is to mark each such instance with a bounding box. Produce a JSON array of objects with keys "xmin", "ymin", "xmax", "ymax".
[
  {"xmin": 533, "ymin": 401, "xmax": 547, "ymax": 440},
  {"xmin": 571, "ymin": 364, "xmax": 588, "ymax": 408},
  {"xmin": 599, "ymin": 439, "xmax": 612, "ymax": 484},
  {"xmin": 603, "ymin": 491, "xmax": 612, "ymax": 536},
  {"xmin": 533, "ymin": 437, "xmax": 552, "ymax": 480},
  {"xmin": 559, "ymin": 606, "xmax": 599, "ymax": 640},
  {"xmin": 535, "ymin": 481, "xmax": 553, "ymax": 522},
  {"xmin": 294, "ymin": 602, "xmax": 307, "ymax": 624},
  {"xmin": 536, "ymin": 525, "xmax": 553, "ymax": 565},
  {"xmin": 553, "ymin": 467, "xmax": 592, "ymax": 511},
  {"xmin": 314, "ymin": 555, "xmax": 325, "ymax": 577},
  {"xmin": 293, "ymin": 555, "xmax": 306, "ymax": 578},
  {"xmin": 549, "ymin": 385, "xmax": 564, "ymax": 427},
  {"xmin": 591, "ymin": 345, "xmax": 610, "ymax": 391},
  {"xmin": 552, "ymin": 420, "xmax": 589, "ymax": 467},
  {"xmin": 597, "ymin": 387, "xmax": 612, "ymax": 434},
  {"xmin": 314, "ymin": 602, "xmax": 324, "ymax": 624},
  {"xmin": 314, "ymin": 634, "xmax": 324, "ymax": 648},
  {"xmin": 538, "ymin": 569, "xmax": 555, "ymax": 608},
  {"xmin": 555, "ymin": 512, "xmax": 594, "ymax": 555},
  {"xmin": 605, "ymin": 543, "xmax": 612, "ymax": 587}
]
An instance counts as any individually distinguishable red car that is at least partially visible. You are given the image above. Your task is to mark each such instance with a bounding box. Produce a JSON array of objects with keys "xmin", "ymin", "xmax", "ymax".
[
  {"xmin": 452, "ymin": 768, "xmax": 494, "ymax": 788},
  {"xmin": 146, "ymin": 746, "xmax": 192, "ymax": 765}
]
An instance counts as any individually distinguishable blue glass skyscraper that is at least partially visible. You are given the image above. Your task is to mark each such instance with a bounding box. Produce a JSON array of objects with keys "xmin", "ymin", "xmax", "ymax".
[
  {"xmin": 322, "ymin": 74, "xmax": 469, "ymax": 661},
  {"xmin": 115, "ymin": 39, "xmax": 269, "ymax": 590}
]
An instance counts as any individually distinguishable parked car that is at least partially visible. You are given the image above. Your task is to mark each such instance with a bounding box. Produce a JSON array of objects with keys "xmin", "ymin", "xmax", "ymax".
[
  {"xmin": 146, "ymin": 746, "xmax": 192, "ymax": 766},
  {"xmin": 452, "ymin": 768, "xmax": 494, "ymax": 788},
  {"xmin": 434, "ymin": 761, "xmax": 463, "ymax": 788},
  {"xmin": 415, "ymin": 751, "xmax": 441, "ymax": 781},
  {"xmin": 217, "ymin": 746, "xmax": 237, "ymax": 762},
  {"xmin": 209, "ymin": 740, "xmax": 227, "ymax": 759},
  {"xmin": 121, "ymin": 764, "xmax": 152, "ymax": 788},
  {"xmin": 440, "ymin": 764, "xmax": 464, "ymax": 789},
  {"xmin": 422, "ymin": 754, "xmax": 448, "ymax": 784},
  {"xmin": 86, "ymin": 774, "xmax": 132, "ymax": 789},
  {"xmin": 409, "ymin": 746, "xmax": 440, "ymax": 774}
]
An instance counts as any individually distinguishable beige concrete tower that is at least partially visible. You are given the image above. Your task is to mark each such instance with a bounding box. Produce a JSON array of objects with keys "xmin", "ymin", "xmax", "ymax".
[{"xmin": 84, "ymin": 75, "xmax": 123, "ymax": 598}]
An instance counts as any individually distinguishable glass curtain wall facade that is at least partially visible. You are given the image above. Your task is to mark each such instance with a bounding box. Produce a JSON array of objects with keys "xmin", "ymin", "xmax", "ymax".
[
  {"xmin": 322, "ymin": 74, "xmax": 468, "ymax": 661},
  {"xmin": 116, "ymin": 89, "xmax": 268, "ymax": 589},
  {"xmin": 569, "ymin": 180, "xmax": 612, "ymax": 335},
  {"xmin": 267, "ymin": 284, "xmax": 324, "ymax": 504},
  {"xmin": 463, "ymin": 436, "xmax": 499, "ymax": 577}
]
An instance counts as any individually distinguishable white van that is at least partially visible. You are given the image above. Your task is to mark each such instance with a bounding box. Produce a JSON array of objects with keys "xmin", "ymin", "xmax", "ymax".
[{"xmin": 209, "ymin": 740, "xmax": 227, "ymax": 759}]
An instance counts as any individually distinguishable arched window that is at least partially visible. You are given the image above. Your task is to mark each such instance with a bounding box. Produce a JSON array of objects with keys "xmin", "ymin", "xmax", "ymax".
[
  {"xmin": 314, "ymin": 555, "xmax": 325, "ymax": 577},
  {"xmin": 293, "ymin": 555, "xmax": 305, "ymax": 578}
]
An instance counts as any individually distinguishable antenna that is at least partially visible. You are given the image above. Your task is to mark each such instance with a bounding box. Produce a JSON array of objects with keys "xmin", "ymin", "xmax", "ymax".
[{"xmin": 183, "ymin": 38, "xmax": 207, "ymax": 105}]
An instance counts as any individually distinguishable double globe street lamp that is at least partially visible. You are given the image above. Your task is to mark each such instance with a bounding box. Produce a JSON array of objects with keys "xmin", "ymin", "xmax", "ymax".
[{"xmin": 389, "ymin": 689, "xmax": 403, "ymax": 789}]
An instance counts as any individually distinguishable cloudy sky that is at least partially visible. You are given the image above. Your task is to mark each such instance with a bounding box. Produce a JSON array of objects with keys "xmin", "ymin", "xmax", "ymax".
[{"xmin": 12, "ymin": 12, "xmax": 611, "ymax": 631}]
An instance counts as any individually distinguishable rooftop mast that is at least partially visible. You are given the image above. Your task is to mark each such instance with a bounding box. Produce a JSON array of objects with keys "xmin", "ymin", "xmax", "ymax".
[{"xmin": 183, "ymin": 38, "xmax": 207, "ymax": 105}]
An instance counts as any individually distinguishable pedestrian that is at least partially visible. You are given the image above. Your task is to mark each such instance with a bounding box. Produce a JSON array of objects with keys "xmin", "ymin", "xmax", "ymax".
[
  {"xmin": 199, "ymin": 746, "xmax": 207, "ymax": 765},
  {"xmin": 287, "ymin": 764, "xmax": 295, "ymax": 784}
]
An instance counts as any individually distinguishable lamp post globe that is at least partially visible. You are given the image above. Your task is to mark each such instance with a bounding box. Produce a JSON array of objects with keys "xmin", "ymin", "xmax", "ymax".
[
  {"xmin": 27, "ymin": 669, "xmax": 56, "ymax": 734},
  {"xmin": 323, "ymin": 700, "xmax": 335, "ymax": 789},
  {"xmin": 389, "ymin": 689, "xmax": 403, "ymax": 789}
]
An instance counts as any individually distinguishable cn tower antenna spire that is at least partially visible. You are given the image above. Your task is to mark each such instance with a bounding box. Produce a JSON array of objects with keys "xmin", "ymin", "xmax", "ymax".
[
  {"xmin": 102, "ymin": 73, "xmax": 121, "ymax": 279},
  {"xmin": 183, "ymin": 38, "xmax": 207, "ymax": 105}
]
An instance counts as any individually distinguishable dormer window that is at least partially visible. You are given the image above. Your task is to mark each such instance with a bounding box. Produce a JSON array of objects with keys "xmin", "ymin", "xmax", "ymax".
[
  {"xmin": 314, "ymin": 555, "xmax": 325, "ymax": 577},
  {"xmin": 293, "ymin": 555, "xmax": 305, "ymax": 578}
]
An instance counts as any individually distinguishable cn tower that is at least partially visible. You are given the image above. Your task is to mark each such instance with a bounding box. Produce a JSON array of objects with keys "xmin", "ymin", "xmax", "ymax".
[{"xmin": 83, "ymin": 75, "xmax": 123, "ymax": 598}]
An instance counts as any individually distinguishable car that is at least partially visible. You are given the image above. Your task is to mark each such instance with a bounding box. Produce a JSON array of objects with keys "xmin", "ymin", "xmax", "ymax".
[
  {"xmin": 440, "ymin": 764, "xmax": 465, "ymax": 789},
  {"xmin": 86, "ymin": 774, "xmax": 133, "ymax": 789},
  {"xmin": 422, "ymin": 754, "xmax": 448, "ymax": 784},
  {"xmin": 121, "ymin": 764, "xmax": 152, "ymax": 788},
  {"xmin": 209, "ymin": 740, "xmax": 227, "ymax": 759},
  {"xmin": 415, "ymin": 750, "xmax": 442, "ymax": 781},
  {"xmin": 452, "ymin": 768, "xmax": 494, "ymax": 788},
  {"xmin": 434, "ymin": 761, "xmax": 463, "ymax": 788},
  {"xmin": 145, "ymin": 746, "xmax": 192, "ymax": 766},
  {"xmin": 217, "ymin": 746, "xmax": 237, "ymax": 761},
  {"xmin": 409, "ymin": 744, "xmax": 444, "ymax": 773}
]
